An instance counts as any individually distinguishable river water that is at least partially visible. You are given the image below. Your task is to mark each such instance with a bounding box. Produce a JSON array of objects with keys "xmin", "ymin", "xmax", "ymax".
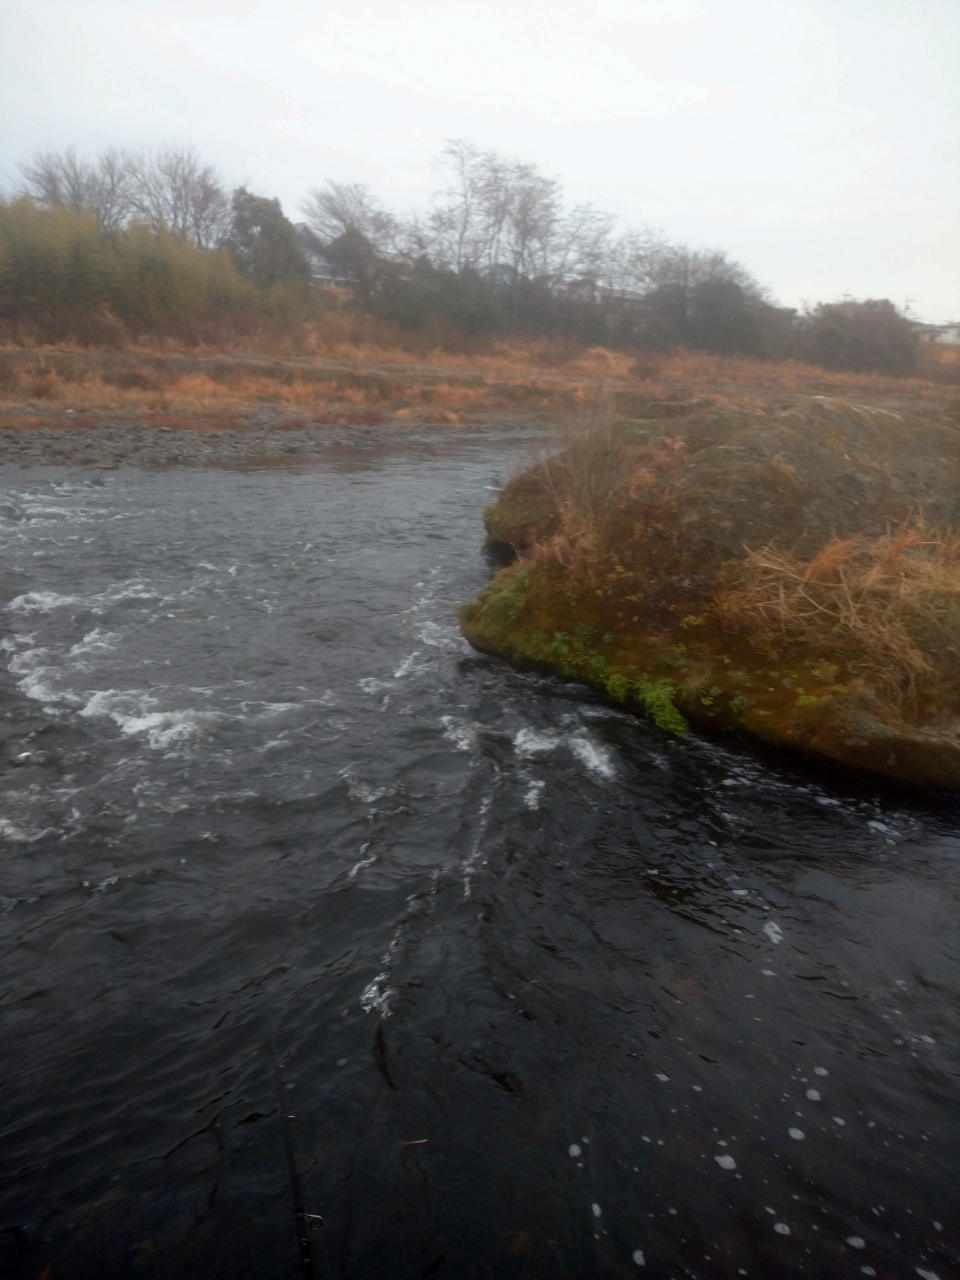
[{"xmin": 0, "ymin": 431, "xmax": 957, "ymax": 1280}]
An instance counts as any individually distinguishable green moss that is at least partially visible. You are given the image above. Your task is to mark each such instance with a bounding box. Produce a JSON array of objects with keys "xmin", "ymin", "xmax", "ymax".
[{"xmin": 633, "ymin": 677, "xmax": 689, "ymax": 733}]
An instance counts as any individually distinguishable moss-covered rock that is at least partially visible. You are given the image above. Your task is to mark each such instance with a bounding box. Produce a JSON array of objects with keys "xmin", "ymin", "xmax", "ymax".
[{"xmin": 461, "ymin": 397, "xmax": 960, "ymax": 788}]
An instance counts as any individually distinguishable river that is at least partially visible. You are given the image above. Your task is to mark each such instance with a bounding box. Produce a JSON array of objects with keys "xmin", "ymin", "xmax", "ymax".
[{"xmin": 0, "ymin": 431, "xmax": 956, "ymax": 1279}]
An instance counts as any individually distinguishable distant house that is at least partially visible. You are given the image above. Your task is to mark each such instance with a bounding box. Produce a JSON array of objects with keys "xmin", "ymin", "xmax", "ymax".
[
  {"xmin": 912, "ymin": 320, "xmax": 960, "ymax": 345},
  {"xmin": 293, "ymin": 223, "xmax": 356, "ymax": 286}
]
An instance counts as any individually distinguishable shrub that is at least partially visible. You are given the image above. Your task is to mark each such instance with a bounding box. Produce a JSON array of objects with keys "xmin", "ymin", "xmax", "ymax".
[
  {"xmin": 0, "ymin": 196, "xmax": 320, "ymax": 344},
  {"xmin": 796, "ymin": 298, "xmax": 917, "ymax": 375}
]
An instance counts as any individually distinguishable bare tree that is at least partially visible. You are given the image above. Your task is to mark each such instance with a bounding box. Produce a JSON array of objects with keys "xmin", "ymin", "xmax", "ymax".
[
  {"xmin": 301, "ymin": 180, "xmax": 399, "ymax": 254},
  {"xmin": 125, "ymin": 147, "xmax": 231, "ymax": 249},
  {"xmin": 425, "ymin": 139, "xmax": 495, "ymax": 273},
  {"xmin": 19, "ymin": 144, "xmax": 231, "ymax": 248},
  {"xmin": 545, "ymin": 205, "xmax": 617, "ymax": 291},
  {"xmin": 423, "ymin": 140, "xmax": 562, "ymax": 282},
  {"xmin": 645, "ymin": 243, "xmax": 764, "ymax": 297},
  {"xmin": 19, "ymin": 147, "xmax": 134, "ymax": 233}
]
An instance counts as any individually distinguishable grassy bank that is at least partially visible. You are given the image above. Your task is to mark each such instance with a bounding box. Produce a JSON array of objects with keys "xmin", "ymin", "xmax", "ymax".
[
  {"xmin": 1, "ymin": 340, "xmax": 956, "ymax": 432},
  {"xmin": 462, "ymin": 396, "xmax": 960, "ymax": 788}
]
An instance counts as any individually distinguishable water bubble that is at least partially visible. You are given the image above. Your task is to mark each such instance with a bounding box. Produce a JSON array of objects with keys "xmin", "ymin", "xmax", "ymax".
[
  {"xmin": 632, "ymin": 1249, "xmax": 646, "ymax": 1266},
  {"xmin": 715, "ymin": 1154, "xmax": 737, "ymax": 1170},
  {"xmin": 592, "ymin": 1203, "xmax": 602, "ymax": 1218},
  {"xmin": 833, "ymin": 1117, "xmax": 846, "ymax": 1126},
  {"xmin": 805, "ymin": 1089, "xmax": 821, "ymax": 1101},
  {"xmin": 774, "ymin": 1222, "xmax": 790, "ymax": 1235},
  {"xmin": 569, "ymin": 1144, "xmax": 581, "ymax": 1158},
  {"xmin": 788, "ymin": 1128, "xmax": 805, "ymax": 1140},
  {"xmin": 655, "ymin": 1073, "xmax": 669, "ymax": 1082},
  {"xmin": 814, "ymin": 1067, "xmax": 828, "ymax": 1076},
  {"xmin": 846, "ymin": 1236, "xmax": 866, "ymax": 1249}
]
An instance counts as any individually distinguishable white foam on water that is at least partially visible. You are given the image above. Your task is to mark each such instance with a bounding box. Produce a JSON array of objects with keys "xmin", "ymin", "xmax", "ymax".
[
  {"xmin": 773, "ymin": 1223, "xmax": 790, "ymax": 1235},
  {"xmin": 340, "ymin": 765, "xmax": 394, "ymax": 805},
  {"xmin": 917, "ymin": 1270, "xmax": 942, "ymax": 1280},
  {"xmin": 462, "ymin": 793, "xmax": 493, "ymax": 898},
  {"xmin": 514, "ymin": 728, "xmax": 561, "ymax": 758},
  {"xmin": 359, "ymin": 972, "xmax": 395, "ymax": 1017},
  {"xmin": 349, "ymin": 843, "xmax": 376, "ymax": 880},
  {"xmin": 846, "ymin": 1237, "xmax": 865, "ymax": 1249},
  {"xmin": 79, "ymin": 690, "xmax": 220, "ymax": 749},
  {"xmin": 763, "ymin": 921, "xmax": 784, "ymax": 945},
  {"xmin": 7, "ymin": 590, "xmax": 80, "ymax": 614},
  {"xmin": 568, "ymin": 1143, "xmax": 581, "ymax": 1158},
  {"xmin": 715, "ymin": 1154, "xmax": 737, "ymax": 1169},
  {"xmin": 67, "ymin": 628, "xmax": 120, "ymax": 658},
  {"xmin": 568, "ymin": 734, "xmax": 615, "ymax": 779},
  {"xmin": 394, "ymin": 651, "xmax": 425, "ymax": 679},
  {"xmin": 0, "ymin": 818, "xmax": 32, "ymax": 843},
  {"xmin": 632, "ymin": 1249, "xmax": 646, "ymax": 1266},
  {"xmin": 358, "ymin": 677, "xmax": 390, "ymax": 694},
  {"xmin": 416, "ymin": 619, "xmax": 460, "ymax": 651},
  {"xmin": 353, "ymin": 781, "xmax": 391, "ymax": 804},
  {"xmin": 814, "ymin": 1066, "xmax": 828, "ymax": 1076},
  {"xmin": 8, "ymin": 580, "xmax": 167, "ymax": 627},
  {"xmin": 788, "ymin": 1128, "xmax": 805, "ymax": 1140},
  {"xmin": 441, "ymin": 716, "xmax": 477, "ymax": 753},
  {"xmin": 805, "ymin": 1089, "xmax": 821, "ymax": 1101},
  {"xmin": 0, "ymin": 633, "xmax": 34, "ymax": 654},
  {"xmin": 592, "ymin": 1203, "xmax": 602, "ymax": 1217},
  {"xmin": 523, "ymin": 780, "xmax": 545, "ymax": 810},
  {"xmin": 8, "ymin": 648, "xmax": 83, "ymax": 708}
]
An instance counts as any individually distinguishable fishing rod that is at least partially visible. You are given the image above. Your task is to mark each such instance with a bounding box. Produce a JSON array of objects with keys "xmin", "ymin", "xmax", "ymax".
[{"xmin": 267, "ymin": 1016, "xmax": 334, "ymax": 1280}]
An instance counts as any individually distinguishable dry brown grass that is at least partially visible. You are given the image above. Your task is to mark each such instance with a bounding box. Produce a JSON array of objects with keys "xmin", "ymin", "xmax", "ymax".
[
  {"xmin": 524, "ymin": 404, "xmax": 690, "ymax": 578},
  {"xmin": 1, "ymin": 330, "xmax": 954, "ymax": 430},
  {"xmin": 527, "ymin": 404, "xmax": 624, "ymax": 574},
  {"xmin": 716, "ymin": 519, "xmax": 960, "ymax": 710}
]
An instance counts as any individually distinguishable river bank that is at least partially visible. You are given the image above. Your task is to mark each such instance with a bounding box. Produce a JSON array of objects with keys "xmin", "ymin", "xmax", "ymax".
[
  {"xmin": 1, "ymin": 343, "xmax": 956, "ymax": 472},
  {"xmin": 0, "ymin": 410, "xmax": 541, "ymax": 469}
]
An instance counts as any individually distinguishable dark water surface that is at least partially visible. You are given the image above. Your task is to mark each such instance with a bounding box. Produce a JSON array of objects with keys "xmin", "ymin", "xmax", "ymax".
[{"xmin": 0, "ymin": 433, "xmax": 957, "ymax": 1280}]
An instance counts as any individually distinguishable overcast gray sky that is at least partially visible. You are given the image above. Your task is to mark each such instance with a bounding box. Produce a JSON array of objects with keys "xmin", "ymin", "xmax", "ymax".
[{"xmin": 2, "ymin": 0, "xmax": 957, "ymax": 321}]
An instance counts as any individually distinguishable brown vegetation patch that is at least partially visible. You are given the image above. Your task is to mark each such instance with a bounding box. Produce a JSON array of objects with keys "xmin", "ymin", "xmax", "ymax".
[{"xmin": 715, "ymin": 520, "xmax": 960, "ymax": 714}]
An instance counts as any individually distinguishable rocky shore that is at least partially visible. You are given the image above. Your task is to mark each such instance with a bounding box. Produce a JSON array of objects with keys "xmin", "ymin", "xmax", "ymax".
[{"xmin": 0, "ymin": 413, "xmax": 522, "ymax": 470}]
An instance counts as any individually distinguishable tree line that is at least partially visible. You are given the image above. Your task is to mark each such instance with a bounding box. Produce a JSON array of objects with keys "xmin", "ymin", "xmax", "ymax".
[{"xmin": 0, "ymin": 141, "xmax": 919, "ymax": 373}]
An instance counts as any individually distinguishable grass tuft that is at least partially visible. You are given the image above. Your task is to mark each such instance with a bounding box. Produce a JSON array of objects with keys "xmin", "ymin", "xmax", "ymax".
[{"xmin": 715, "ymin": 518, "xmax": 960, "ymax": 710}]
